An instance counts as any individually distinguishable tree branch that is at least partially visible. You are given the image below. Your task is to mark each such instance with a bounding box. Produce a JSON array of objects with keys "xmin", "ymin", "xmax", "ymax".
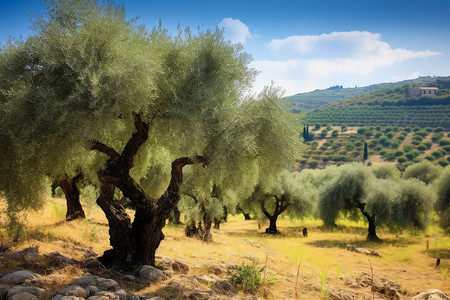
[
  {"xmin": 120, "ymin": 112, "xmax": 150, "ymax": 170},
  {"xmin": 260, "ymin": 198, "xmax": 272, "ymax": 219},
  {"xmin": 156, "ymin": 155, "xmax": 209, "ymax": 218},
  {"xmin": 91, "ymin": 140, "xmax": 120, "ymax": 159}
]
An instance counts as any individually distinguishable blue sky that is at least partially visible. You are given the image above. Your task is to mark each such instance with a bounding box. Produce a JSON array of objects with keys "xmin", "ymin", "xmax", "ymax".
[{"xmin": 1, "ymin": 0, "xmax": 449, "ymax": 95}]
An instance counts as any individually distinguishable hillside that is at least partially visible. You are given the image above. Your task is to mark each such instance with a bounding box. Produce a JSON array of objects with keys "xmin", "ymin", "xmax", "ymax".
[
  {"xmin": 299, "ymin": 125, "xmax": 450, "ymax": 170},
  {"xmin": 285, "ymin": 76, "xmax": 447, "ymax": 111},
  {"xmin": 301, "ymin": 78, "xmax": 450, "ymax": 129}
]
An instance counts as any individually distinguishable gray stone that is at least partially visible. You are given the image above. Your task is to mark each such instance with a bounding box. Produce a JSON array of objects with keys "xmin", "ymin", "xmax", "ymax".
[
  {"xmin": 213, "ymin": 280, "xmax": 234, "ymax": 295},
  {"xmin": 193, "ymin": 274, "xmax": 216, "ymax": 286},
  {"xmin": 9, "ymin": 291, "xmax": 39, "ymax": 300},
  {"xmin": 44, "ymin": 251, "xmax": 76, "ymax": 266},
  {"xmin": 155, "ymin": 255, "xmax": 190, "ymax": 274},
  {"xmin": 412, "ymin": 289, "xmax": 450, "ymax": 300},
  {"xmin": 57, "ymin": 285, "xmax": 88, "ymax": 298},
  {"xmin": 113, "ymin": 289, "xmax": 127, "ymax": 300},
  {"xmin": 0, "ymin": 270, "xmax": 41, "ymax": 285},
  {"xmin": 7, "ymin": 285, "xmax": 46, "ymax": 298},
  {"xmin": 86, "ymin": 285, "xmax": 101, "ymax": 296},
  {"xmin": 6, "ymin": 247, "xmax": 39, "ymax": 261},
  {"xmin": 87, "ymin": 290, "xmax": 117, "ymax": 299},
  {"xmin": 53, "ymin": 296, "xmax": 84, "ymax": 300},
  {"xmin": 121, "ymin": 275, "xmax": 137, "ymax": 282},
  {"xmin": 139, "ymin": 265, "xmax": 164, "ymax": 283},
  {"xmin": 96, "ymin": 277, "xmax": 119, "ymax": 291},
  {"xmin": 70, "ymin": 274, "xmax": 97, "ymax": 287},
  {"xmin": 189, "ymin": 291, "xmax": 210, "ymax": 299}
]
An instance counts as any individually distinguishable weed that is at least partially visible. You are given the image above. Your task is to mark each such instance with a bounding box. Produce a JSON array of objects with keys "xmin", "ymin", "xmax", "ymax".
[
  {"xmin": 319, "ymin": 269, "xmax": 329, "ymax": 298},
  {"xmin": 441, "ymin": 267, "xmax": 448, "ymax": 282},
  {"xmin": 50, "ymin": 202, "xmax": 66, "ymax": 220},
  {"xmin": 334, "ymin": 266, "xmax": 341, "ymax": 280},
  {"xmin": 228, "ymin": 259, "xmax": 265, "ymax": 293}
]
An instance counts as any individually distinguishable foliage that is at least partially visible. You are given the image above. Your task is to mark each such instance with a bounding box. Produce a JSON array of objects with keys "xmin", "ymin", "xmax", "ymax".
[
  {"xmin": 228, "ymin": 260, "xmax": 264, "ymax": 293},
  {"xmin": 434, "ymin": 167, "xmax": 450, "ymax": 234},
  {"xmin": 403, "ymin": 161, "xmax": 442, "ymax": 184}
]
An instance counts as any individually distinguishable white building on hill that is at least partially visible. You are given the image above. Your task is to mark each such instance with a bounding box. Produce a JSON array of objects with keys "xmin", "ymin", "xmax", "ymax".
[{"xmin": 409, "ymin": 87, "xmax": 438, "ymax": 97}]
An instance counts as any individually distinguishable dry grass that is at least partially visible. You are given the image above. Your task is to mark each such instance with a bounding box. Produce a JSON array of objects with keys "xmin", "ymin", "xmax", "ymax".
[{"xmin": 1, "ymin": 198, "xmax": 449, "ymax": 299}]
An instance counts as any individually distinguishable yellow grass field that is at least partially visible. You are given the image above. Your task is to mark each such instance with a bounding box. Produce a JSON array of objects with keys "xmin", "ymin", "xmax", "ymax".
[{"xmin": 0, "ymin": 197, "xmax": 449, "ymax": 299}]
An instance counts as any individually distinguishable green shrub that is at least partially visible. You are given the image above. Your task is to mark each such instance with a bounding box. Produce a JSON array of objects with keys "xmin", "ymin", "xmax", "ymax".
[
  {"xmin": 404, "ymin": 126, "xmax": 412, "ymax": 132},
  {"xmin": 395, "ymin": 150, "xmax": 405, "ymax": 157},
  {"xmin": 439, "ymin": 139, "xmax": 450, "ymax": 146},
  {"xmin": 331, "ymin": 130, "xmax": 339, "ymax": 137},
  {"xmin": 320, "ymin": 129, "xmax": 328, "ymax": 138},
  {"xmin": 228, "ymin": 261, "xmax": 264, "ymax": 293},
  {"xmin": 308, "ymin": 160, "xmax": 320, "ymax": 168},
  {"xmin": 386, "ymin": 132, "xmax": 395, "ymax": 139},
  {"xmin": 411, "ymin": 140, "xmax": 421, "ymax": 145},
  {"xmin": 424, "ymin": 127, "xmax": 433, "ymax": 133},
  {"xmin": 412, "ymin": 135, "xmax": 423, "ymax": 141},
  {"xmin": 417, "ymin": 144, "xmax": 427, "ymax": 151},
  {"xmin": 437, "ymin": 159, "xmax": 449, "ymax": 167},
  {"xmin": 434, "ymin": 127, "xmax": 444, "ymax": 133},
  {"xmin": 397, "ymin": 156, "xmax": 407, "ymax": 163},
  {"xmin": 384, "ymin": 126, "xmax": 394, "ymax": 133},
  {"xmin": 415, "ymin": 130, "xmax": 428, "ymax": 137},
  {"xmin": 403, "ymin": 144, "xmax": 414, "ymax": 152},
  {"xmin": 413, "ymin": 126, "xmax": 421, "ymax": 132},
  {"xmin": 425, "ymin": 155, "xmax": 435, "ymax": 161},
  {"xmin": 423, "ymin": 142, "xmax": 432, "ymax": 149},
  {"xmin": 432, "ymin": 134, "xmax": 442, "ymax": 143}
]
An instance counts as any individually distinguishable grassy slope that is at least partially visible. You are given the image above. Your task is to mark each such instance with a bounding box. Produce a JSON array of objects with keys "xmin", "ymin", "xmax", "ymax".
[{"xmin": 1, "ymin": 197, "xmax": 449, "ymax": 299}]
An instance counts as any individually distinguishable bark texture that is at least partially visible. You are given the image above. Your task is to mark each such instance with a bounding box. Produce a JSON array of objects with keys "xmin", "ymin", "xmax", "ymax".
[
  {"xmin": 261, "ymin": 195, "xmax": 289, "ymax": 234},
  {"xmin": 92, "ymin": 113, "xmax": 208, "ymax": 266},
  {"xmin": 57, "ymin": 174, "xmax": 85, "ymax": 221}
]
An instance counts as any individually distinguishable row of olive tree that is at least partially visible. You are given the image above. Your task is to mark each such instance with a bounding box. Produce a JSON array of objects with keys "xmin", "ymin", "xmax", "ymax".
[
  {"xmin": 233, "ymin": 161, "xmax": 448, "ymax": 240},
  {"xmin": 0, "ymin": 0, "xmax": 304, "ymax": 266}
]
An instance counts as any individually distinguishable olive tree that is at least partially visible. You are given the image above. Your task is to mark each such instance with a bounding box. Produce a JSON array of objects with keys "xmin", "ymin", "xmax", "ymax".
[
  {"xmin": 403, "ymin": 160, "xmax": 442, "ymax": 184},
  {"xmin": 434, "ymin": 166, "xmax": 450, "ymax": 234},
  {"xmin": 318, "ymin": 163, "xmax": 433, "ymax": 241}
]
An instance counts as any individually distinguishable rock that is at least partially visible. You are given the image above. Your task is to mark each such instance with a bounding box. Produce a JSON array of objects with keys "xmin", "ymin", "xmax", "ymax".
[
  {"xmin": 9, "ymin": 291, "xmax": 39, "ymax": 300},
  {"xmin": 412, "ymin": 289, "xmax": 450, "ymax": 300},
  {"xmin": 44, "ymin": 251, "xmax": 76, "ymax": 266},
  {"xmin": 6, "ymin": 247, "xmax": 39, "ymax": 261},
  {"xmin": 0, "ymin": 244, "xmax": 11, "ymax": 252},
  {"xmin": 86, "ymin": 285, "xmax": 101, "ymax": 296},
  {"xmin": 345, "ymin": 244, "xmax": 381, "ymax": 257},
  {"xmin": 96, "ymin": 277, "xmax": 119, "ymax": 291},
  {"xmin": 113, "ymin": 289, "xmax": 127, "ymax": 300},
  {"xmin": 87, "ymin": 290, "xmax": 117, "ymax": 299},
  {"xmin": 57, "ymin": 285, "xmax": 88, "ymax": 298},
  {"xmin": 0, "ymin": 284, "xmax": 8, "ymax": 299},
  {"xmin": 7, "ymin": 286, "xmax": 46, "ymax": 298},
  {"xmin": 192, "ymin": 274, "xmax": 216, "ymax": 286},
  {"xmin": 244, "ymin": 239, "xmax": 265, "ymax": 249},
  {"xmin": 213, "ymin": 280, "xmax": 234, "ymax": 295},
  {"xmin": 139, "ymin": 265, "xmax": 165, "ymax": 284},
  {"xmin": 70, "ymin": 274, "xmax": 97, "ymax": 287},
  {"xmin": 189, "ymin": 291, "xmax": 211, "ymax": 299},
  {"xmin": 53, "ymin": 296, "xmax": 84, "ymax": 300},
  {"xmin": 0, "ymin": 270, "xmax": 41, "ymax": 285},
  {"xmin": 329, "ymin": 289, "xmax": 370, "ymax": 300},
  {"xmin": 121, "ymin": 275, "xmax": 137, "ymax": 282},
  {"xmin": 344, "ymin": 272, "xmax": 405, "ymax": 299},
  {"xmin": 155, "ymin": 255, "xmax": 190, "ymax": 274},
  {"xmin": 82, "ymin": 247, "xmax": 98, "ymax": 259}
]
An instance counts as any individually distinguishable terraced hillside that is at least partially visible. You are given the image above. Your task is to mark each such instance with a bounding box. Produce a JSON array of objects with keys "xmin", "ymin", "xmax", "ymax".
[{"xmin": 299, "ymin": 125, "xmax": 450, "ymax": 170}]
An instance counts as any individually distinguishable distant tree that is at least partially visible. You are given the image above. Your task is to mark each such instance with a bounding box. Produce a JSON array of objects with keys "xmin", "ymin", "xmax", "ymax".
[
  {"xmin": 371, "ymin": 164, "xmax": 401, "ymax": 180},
  {"xmin": 318, "ymin": 163, "xmax": 432, "ymax": 241},
  {"xmin": 434, "ymin": 167, "xmax": 450, "ymax": 234},
  {"xmin": 256, "ymin": 171, "xmax": 313, "ymax": 234},
  {"xmin": 363, "ymin": 142, "xmax": 368, "ymax": 160},
  {"xmin": 403, "ymin": 161, "xmax": 442, "ymax": 184}
]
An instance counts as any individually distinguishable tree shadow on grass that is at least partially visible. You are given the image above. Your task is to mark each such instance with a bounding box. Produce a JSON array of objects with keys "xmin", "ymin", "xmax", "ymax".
[
  {"xmin": 307, "ymin": 236, "xmax": 417, "ymax": 249},
  {"xmin": 425, "ymin": 248, "xmax": 450, "ymax": 259}
]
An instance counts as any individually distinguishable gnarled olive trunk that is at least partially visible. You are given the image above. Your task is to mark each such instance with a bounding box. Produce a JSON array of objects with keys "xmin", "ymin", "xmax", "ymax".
[
  {"xmin": 261, "ymin": 195, "xmax": 289, "ymax": 234},
  {"xmin": 57, "ymin": 174, "xmax": 85, "ymax": 221},
  {"xmin": 168, "ymin": 206, "xmax": 182, "ymax": 225},
  {"xmin": 357, "ymin": 203, "xmax": 381, "ymax": 242},
  {"xmin": 92, "ymin": 114, "xmax": 208, "ymax": 266}
]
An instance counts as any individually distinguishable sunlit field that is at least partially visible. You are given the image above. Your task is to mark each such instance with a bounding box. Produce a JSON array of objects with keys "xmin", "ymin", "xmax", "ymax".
[{"xmin": 1, "ymin": 197, "xmax": 448, "ymax": 299}]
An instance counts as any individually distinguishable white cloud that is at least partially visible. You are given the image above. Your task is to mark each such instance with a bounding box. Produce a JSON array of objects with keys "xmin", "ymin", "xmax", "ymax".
[
  {"xmin": 218, "ymin": 18, "xmax": 251, "ymax": 44},
  {"xmin": 253, "ymin": 31, "xmax": 441, "ymax": 95}
]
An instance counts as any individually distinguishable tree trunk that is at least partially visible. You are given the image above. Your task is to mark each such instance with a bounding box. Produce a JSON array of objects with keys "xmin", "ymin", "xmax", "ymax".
[
  {"xmin": 201, "ymin": 213, "xmax": 213, "ymax": 242},
  {"xmin": 261, "ymin": 195, "xmax": 288, "ymax": 234},
  {"xmin": 266, "ymin": 216, "xmax": 279, "ymax": 234},
  {"xmin": 58, "ymin": 174, "xmax": 85, "ymax": 221},
  {"xmin": 91, "ymin": 113, "xmax": 209, "ymax": 266},
  {"xmin": 366, "ymin": 216, "xmax": 380, "ymax": 242},
  {"xmin": 168, "ymin": 206, "xmax": 182, "ymax": 225},
  {"xmin": 357, "ymin": 203, "xmax": 381, "ymax": 242}
]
